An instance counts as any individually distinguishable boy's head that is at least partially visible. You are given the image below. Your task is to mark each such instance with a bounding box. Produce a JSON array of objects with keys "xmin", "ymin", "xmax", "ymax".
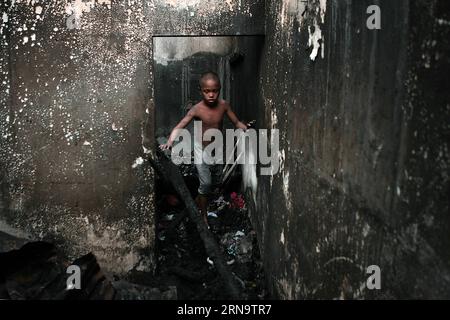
[{"xmin": 199, "ymin": 71, "xmax": 221, "ymax": 107}]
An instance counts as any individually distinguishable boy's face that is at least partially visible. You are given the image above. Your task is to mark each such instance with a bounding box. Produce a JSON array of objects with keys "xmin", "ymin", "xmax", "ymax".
[{"xmin": 200, "ymin": 79, "xmax": 221, "ymax": 107}]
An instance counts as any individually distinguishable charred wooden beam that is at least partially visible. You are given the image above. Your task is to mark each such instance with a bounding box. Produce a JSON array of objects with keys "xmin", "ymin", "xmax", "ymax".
[{"xmin": 148, "ymin": 149, "xmax": 242, "ymax": 300}]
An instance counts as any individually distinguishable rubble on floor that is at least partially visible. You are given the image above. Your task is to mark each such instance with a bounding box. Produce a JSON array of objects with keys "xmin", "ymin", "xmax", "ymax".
[
  {"xmin": 156, "ymin": 184, "xmax": 268, "ymax": 300},
  {"xmin": 0, "ymin": 236, "xmax": 176, "ymax": 300}
]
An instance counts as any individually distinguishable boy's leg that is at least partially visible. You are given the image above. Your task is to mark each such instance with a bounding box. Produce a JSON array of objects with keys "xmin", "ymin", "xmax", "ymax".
[{"xmin": 195, "ymin": 163, "xmax": 212, "ymax": 226}]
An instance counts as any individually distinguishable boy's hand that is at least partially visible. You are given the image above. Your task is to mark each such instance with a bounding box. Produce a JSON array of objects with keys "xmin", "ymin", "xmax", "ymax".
[
  {"xmin": 237, "ymin": 121, "xmax": 248, "ymax": 131},
  {"xmin": 159, "ymin": 142, "xmax": 173, "ymax": 150}
]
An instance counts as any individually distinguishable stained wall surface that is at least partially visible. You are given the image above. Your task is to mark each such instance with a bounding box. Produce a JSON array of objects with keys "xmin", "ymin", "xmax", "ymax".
[{"xmin": 251, "ymin": 0, "xmax": 449, "ymax": 299}]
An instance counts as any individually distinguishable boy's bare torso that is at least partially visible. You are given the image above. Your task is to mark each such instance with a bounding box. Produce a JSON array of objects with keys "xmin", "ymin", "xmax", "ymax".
[
  {"xmin": 159, "ymin": 75, "xmax": 246, "ymax": 152},
  {"xmin": 191, "ymin": 99, "xmax": 228, "ymax": 147}
]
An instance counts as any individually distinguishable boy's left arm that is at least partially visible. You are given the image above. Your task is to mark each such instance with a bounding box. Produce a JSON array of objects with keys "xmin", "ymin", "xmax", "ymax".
[{"xmin": 226, "ymin": 104, "xmax": 248, "ymax": 131}]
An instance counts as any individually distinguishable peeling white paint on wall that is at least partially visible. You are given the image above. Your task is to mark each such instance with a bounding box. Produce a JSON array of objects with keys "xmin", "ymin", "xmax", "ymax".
[
  {"xmin": 12, "ymin": 0, "xmax": 112, "ymax": 20},
  {"xmin": 283, "ymin": 170, "xmax": 292, "ymax": 211},
  {"xmin": 281, "ymin": 0, "xmax": 327, "ymax": 26},
  {"xmin": 242, "ymin": 142, "xmax": 258, "ymax": 204},
  {"xmin": 280, "ymin": 0, "xmax": 327, "ymax": 61},
  {"xmin": 160, "ymin": 0, "xmax": 236, "ymax": 12},
  {"xmin": 65, "ymin": 0, "xmax": 112, "ymax": 20},
  {"xmin": 225, "ymin": 0, "xmax": 234, "ymax": 11},
  {"xmin": 63, "ymin": 0, "xmax": 112, "ymax": 29},
  {"xmin": 154, "ymin": 37, "xmax": 234, "ymax": 66},
  {"xmin": 271, "ymin": 104, "xmax": 278, "ymax": 130},
  {"xmin": 276, "ymin": 142, "xmax": 292, "ymax": 212},
  {"xmin": 163, "ymin": 0, "xmax": 202, "ymax": 9},
  {"xmin": 270, "ymin": 148, "xmax": 284, "ymax": 188},
  {"xmin": 280, "ymin": 0, "xmax": 307, "ymax": 27},
  {"xmin": 308, "ymin": 1, "xmax": 327, "ymax": 61},
  {"xmin": 319, "ymin": 0, "xmax": 327, "ymax": 23},
  {"xmin": 308, "ymin": 21, "xmax": 324, "ymax": 61}
]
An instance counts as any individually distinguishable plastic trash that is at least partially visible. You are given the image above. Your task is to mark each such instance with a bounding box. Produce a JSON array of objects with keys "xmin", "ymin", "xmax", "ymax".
[
  {"xmin": 235, "ymin": 230, "xmax": 245, "ymax": 237},
  {"xmin": 207, "ymin": 211, "xmax": 218, "ymax": 218},
  {"xmin": 226, "ymin": 259, "xmax": 235, "ymax": 265}
]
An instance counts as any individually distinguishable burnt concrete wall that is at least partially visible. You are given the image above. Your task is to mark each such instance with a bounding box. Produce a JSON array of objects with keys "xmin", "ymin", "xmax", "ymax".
[
  {"xmin": 0, "ymin": 0, "xmax": 264, "ymax": 275},
  {"xmin": 229, "ymin": 36, "xmax": 265, "ymax": 124},
  {"xmin": 253, "ymin": 0, "xmax": 449, "ymax": 299}
]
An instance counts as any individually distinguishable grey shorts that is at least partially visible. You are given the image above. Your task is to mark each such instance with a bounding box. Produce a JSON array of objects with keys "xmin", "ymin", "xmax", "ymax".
[
  {"xmin": 194, "ymin": 142, "xmax": 223, "ymax": 195},
  {"xmin": 196, "ymin": 163, "xmax": 223, "ymax": 195}
]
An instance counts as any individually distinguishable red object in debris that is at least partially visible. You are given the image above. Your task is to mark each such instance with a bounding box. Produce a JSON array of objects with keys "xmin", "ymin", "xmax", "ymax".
[
  {"xmin": 230, "ymin": 192, "xmax": 245, "ymax": 209},
  {"xmin": 166, "ymin": 194, "xmax": 180, "ymax": 207}
]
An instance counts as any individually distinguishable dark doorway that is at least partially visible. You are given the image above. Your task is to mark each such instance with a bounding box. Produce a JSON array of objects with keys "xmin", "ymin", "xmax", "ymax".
[{"xmin": 152, "ymin": 36, "xmax": 267, "ymax": 300}]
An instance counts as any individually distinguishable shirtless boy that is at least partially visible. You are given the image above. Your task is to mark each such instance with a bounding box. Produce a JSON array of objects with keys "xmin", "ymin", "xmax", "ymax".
[{"xmin": 160, "ymin": 71, "xmax": 248, "ymax": 226}]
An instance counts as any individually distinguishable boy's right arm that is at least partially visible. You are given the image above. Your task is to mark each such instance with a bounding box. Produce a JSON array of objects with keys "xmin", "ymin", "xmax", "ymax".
[{"xmin": 159, "ymin": 109, "xmax": 195, "ymax": 150}]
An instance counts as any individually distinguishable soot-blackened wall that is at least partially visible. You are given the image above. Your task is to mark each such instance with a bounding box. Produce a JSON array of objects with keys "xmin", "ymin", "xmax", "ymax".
[{"xmin": 251, "ymin": 0, "xmax": 449, "ymax": 299}]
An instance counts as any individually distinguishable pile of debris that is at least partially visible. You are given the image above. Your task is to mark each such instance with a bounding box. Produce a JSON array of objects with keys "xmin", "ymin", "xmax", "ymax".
[
  {"xmin": 156, "ymin": 188, "xmax": 268, "ymax": 300},
  {"xmin": 0, "ymin": 241, "xmax": 112, "ymax": 300},
  {"xmin": 0, "ymin": 236, "xmax": 176, "ymax": 300}
]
